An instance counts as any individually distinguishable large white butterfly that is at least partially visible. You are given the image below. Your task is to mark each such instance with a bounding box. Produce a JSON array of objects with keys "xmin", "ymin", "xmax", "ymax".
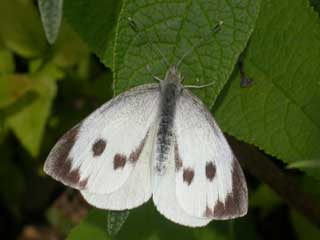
[{"xmin": 44, "ymin": 64, "xmax": 248, "ymax": 227}]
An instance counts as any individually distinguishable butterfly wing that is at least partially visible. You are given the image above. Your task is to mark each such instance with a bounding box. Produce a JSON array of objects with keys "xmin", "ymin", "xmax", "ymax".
[
  {"xmin": 80, "ymin": 124, "xmax": 158, "ymax": 210},
  {"xmin": 173, "ymin": 89, "xmax": 248, "ymax": 220},
  {"xmin": 152, "ymin": 144, "xmax": 211, "ymax": 227},
  {"xmin": 44, "ymin": 84, "xmax": 160, "ymax": 198}
]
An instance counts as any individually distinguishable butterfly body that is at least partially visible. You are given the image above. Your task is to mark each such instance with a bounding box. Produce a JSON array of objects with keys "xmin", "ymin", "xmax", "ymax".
[
  {"xmin": 44, "ymin": 65, "xmax": 248, "ymax": 227},
  {"xmin": 155, "ymin": 66, "xmax": 183, "ymax": 175}
]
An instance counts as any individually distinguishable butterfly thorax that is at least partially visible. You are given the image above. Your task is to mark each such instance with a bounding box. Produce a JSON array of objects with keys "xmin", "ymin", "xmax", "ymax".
[{"xmin": 154, "ymin": 66, "xmax": 183, "ymax": 175}]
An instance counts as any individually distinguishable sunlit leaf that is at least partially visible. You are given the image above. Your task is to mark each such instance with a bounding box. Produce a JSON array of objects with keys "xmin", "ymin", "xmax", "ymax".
[{"xmin": 6, "ymin": 65, "xmax": 64, "ymax": 156}]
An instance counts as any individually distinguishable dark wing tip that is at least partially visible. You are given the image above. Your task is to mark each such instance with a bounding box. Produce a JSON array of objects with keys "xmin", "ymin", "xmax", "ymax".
[
  {"xmin": 43, "ymin": 124, "xmax": 87, "ymax": 190},
  {"xmin": 206, "ymin": 158, "xmax": 248, "ymax": 219}
]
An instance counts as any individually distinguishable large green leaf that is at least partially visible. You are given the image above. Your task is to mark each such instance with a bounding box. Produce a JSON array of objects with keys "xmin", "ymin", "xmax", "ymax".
[
  {"xmin": 214, "ymin": 0, "xmax": 320, "ymax": 179},
  {"xmin": 0, "ymin": 0, "xmax": 47, "ymax": 58},
  {"xmin": 114, "ymin": 0, "xmax": 260, "ymax": 107},
  {"xmin": 64, "ymin": 0, "xmax": 122, "ymax": 68}
]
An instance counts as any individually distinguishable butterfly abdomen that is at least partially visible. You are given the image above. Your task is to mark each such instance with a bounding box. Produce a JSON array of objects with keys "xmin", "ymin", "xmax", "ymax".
[{"xmin": 155, "ymin": 82, "xmax": 181, "ymax": 175}]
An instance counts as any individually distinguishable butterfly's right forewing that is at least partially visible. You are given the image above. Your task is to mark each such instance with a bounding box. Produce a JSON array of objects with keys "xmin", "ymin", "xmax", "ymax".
[
  {"xmin": 44, "ymin": 84, "xmax": 160, "ymax": 197},
  {"xmin": 173, "ymin": 89, "xmax": 248, "ymax": 220}
]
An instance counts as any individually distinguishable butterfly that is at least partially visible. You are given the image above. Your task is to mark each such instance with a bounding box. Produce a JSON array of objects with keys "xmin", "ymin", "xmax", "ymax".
[
  {"xmin": 44, "ymin": 17, "xmax": 247, "ymax": 226},
  {"xmin": 44, "ymin": 64, "xmax": 248, "ymax": 227}
]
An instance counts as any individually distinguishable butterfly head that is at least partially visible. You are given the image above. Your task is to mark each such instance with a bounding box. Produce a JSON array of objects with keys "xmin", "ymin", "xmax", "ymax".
[{"xmin": 164, "ymin": 65, "xmax": 183, "ymax": 84}]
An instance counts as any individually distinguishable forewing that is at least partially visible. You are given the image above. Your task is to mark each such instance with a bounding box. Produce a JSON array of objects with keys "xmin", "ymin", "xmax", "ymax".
[
  {"xmin": 174, "ymin": 89, "xmax": 248, "ymax": 219},
  {"xmin": 44, "ymin": 84, "xmax": 160, "ymax": 195},
  {"xmin": 152, "ymin": 144, "xmax": 211, "ymax": 227}
]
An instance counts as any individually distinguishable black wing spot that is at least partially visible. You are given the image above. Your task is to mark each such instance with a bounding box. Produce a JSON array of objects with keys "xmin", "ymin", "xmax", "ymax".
[
  {"xmin": 205, "ymin": 162, "xmax": 216, "ymax": 181},
  {"xmin": 92, "ymin": 139, "xmax": 107, "ymax": 156},
  {"xmin": 113, "ymin": 154, "xmax": 127, "ymax": 169},
  {"xmin": 183, "ymin": 168, "xmax": 195, "ymax": 185}
]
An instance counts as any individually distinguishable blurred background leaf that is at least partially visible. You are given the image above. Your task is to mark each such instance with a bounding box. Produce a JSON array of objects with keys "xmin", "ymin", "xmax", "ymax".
[
  {"xmin": 6, "ymin": 65, "xmax": 61, "ymax": 156},
  {"xmin": 38, "ymin": 0, "xmax": 63, "ymax": 44},
  {"xmin": 64, "ymin": 0, "xmax": 122, "ymax": 68},
  {"xmin": 0, "ymin": 0, "xmax": 47, "ymax": 58}
]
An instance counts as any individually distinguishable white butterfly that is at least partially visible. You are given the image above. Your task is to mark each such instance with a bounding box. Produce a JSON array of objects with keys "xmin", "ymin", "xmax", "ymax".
[{"xmin": 44, "ymin": 63, "xmax": 248, "ymax": 227}]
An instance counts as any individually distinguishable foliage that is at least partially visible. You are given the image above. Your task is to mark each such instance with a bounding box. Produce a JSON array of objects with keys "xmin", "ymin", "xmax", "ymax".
[
  {"xmin": 0, "ymin": 0, "xmax": 320, "ymax": 239},
  {"xmin": 215, "ymin": 0, "xmax": 320, "ymax": 180},
  {"xmin": 38, "ymin": 0, "xmax": 64, "ymax": 44}
]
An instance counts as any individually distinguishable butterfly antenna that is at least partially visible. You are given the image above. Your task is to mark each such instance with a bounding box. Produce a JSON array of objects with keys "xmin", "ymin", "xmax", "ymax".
[
  {"xmin": 176, "ymin": 21, "xmax": 223, "ymax": 68},
  {"xmin": 128, "ymin": 17, "xmax": 170, "ymax": 67}
]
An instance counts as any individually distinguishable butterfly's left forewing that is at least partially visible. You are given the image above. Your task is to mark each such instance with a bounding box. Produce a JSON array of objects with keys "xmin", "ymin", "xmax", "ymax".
[
  {"xmin": 44, "ymin": 84, "xmax": 160, "ymax": 209},
  {"xmin": 173, "ymin": 89, "xmax": 248, "ymax": 220}
]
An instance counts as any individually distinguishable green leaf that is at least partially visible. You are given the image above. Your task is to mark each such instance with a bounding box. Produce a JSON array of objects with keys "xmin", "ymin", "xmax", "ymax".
[
  {"xmin": 193, "ymin": 227, "xmax": 229, "ymax": 240},
  {"xmin": 0, "ymin": 74, "xmax": 34, "ymax": 108},
  {"xmin": 64, "ymin": 0, "xmax": 122, "ymax": 68},
  {"xmin": 114, "ymin": 0, "xmax": 261, "ymax": 107},
  {"xmin": 50, "ymin": 23, "xmax": 89, "ymax": 68},
  {"xmin": 0, "ymin": 0, "xmax": 47, "ymax": 58},
  {"xmin": 287, "ymin": 160, "xmax": 320, "ymax": 170},
  {"xmin": 38, "ymin": 0, "xmax": 63, "ymax": 44},
  {"xmin": 107, "ymin": 210, "xmax": 130, "ymax": 236},
  {"xmin": 0, "ymin": 48, "xmax": 15, "ymax": 75},
  {"xmin": 68, "ymin": 202, "xmax": 250, "ymax": 240},
  {"xmin": 67, "ymin": 209, "xmax": 111, "ymax": 240},
  {"xmin": 291, "ymin": 210, "xmax": 320, "ymax": 240},
  {"xmin": 310, "ymin": 0, "xmax": 320, "ymax": 15},
  {"xmin": 214, "ymin": 0, "xmax": 320, "ymax": 179},
  {"xmin": 6, "ymin": 65, "xmax": 63, "ymax": 157},
  {"xmin": 250, "ymin": 184, "xmax": 283, "ymax": 217}
]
